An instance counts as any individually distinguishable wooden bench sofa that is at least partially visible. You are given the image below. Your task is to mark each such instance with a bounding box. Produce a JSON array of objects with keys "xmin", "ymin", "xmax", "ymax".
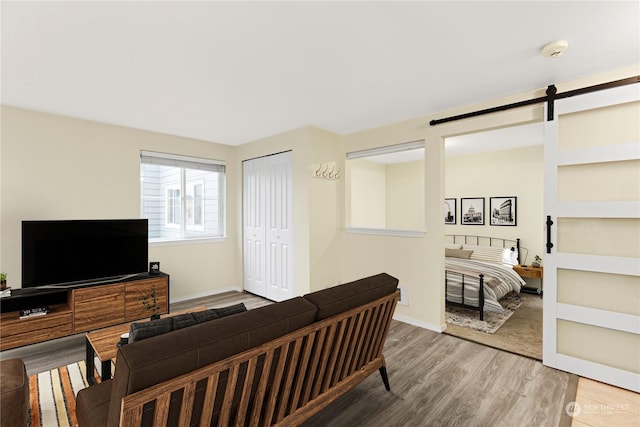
[{"xmin": 76, "ymin": 273, "xmax": 399, "ymax": 426}]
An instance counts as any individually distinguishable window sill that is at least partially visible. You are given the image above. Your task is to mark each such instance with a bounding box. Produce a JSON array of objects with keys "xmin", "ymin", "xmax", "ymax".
[
  {"xmin": 149, "ymin": 236, "xmax": 227, "ymax": 247},
  {"xmin": 344, "ymin": 227, "xmax": 426, "ymax": 238}
]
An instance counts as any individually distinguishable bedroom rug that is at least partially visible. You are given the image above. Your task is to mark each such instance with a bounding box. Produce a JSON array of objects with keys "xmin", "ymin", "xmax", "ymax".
[
  {"xmin": 445, "ymin": 291, "xmax": 522, "ymax": 334},
  {"xmin": 28, "ymin": 360, "xmax": 103, "ymax": 427},
  {"xmin": 445, "ymin": 293, "xmax": 543, "ymax": 360}
]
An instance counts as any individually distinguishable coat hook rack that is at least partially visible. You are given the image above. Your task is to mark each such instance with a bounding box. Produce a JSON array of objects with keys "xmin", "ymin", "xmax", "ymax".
[{"xmin": 311, "ymin": 162, "xmax": 341, "ymax": 180}]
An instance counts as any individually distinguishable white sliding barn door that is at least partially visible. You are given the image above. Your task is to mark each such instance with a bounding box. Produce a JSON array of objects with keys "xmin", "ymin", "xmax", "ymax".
[
  {"xmin": 243, "ymin": 152, "xmax": 293, "ymax": 302},
  {"xmin": 543, "ymin": 84, "xmax": 640, "ymax": 392}
]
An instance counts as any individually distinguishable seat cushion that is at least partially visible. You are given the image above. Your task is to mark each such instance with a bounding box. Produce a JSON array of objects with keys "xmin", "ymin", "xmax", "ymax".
[
  {"xmin": 76, "ymin": 379, "xmax": 112, "ymax": 427},
  {"xmin": 304, "ymin": 273, "xmax": 399, "ymax": 320},
  {"xmin": 0, "ymin": 358, "xmax": 29, "ymax": 427}
]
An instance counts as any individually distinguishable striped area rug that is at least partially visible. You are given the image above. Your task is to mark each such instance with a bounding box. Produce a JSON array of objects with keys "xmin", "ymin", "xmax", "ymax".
[{"xmin": 29, "ymin": 360, "xmax": 104, "ymax": 427}]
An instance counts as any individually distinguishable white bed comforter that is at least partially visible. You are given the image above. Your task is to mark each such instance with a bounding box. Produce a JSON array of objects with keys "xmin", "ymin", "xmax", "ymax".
[{"xmin": 445, "ymin": 258, "xmax": 525, "ymax": 313}]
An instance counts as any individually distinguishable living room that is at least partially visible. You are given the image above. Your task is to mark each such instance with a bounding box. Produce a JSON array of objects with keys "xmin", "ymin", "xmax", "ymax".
[{"xmin": 1, "ymin": 2, "xmax": 639, "ymax": 426}]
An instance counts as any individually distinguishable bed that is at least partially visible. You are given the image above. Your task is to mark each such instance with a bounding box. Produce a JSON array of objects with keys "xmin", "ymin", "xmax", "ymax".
[{"xmin": 445, "ymin": 235, "xmax": 527, "ymax": 320}]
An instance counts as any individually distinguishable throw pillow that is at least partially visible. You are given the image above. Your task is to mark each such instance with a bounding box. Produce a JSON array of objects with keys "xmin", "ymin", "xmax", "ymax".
[
  {"xmin": 129, "ymin": 317, "xmax": 174, "ymax": 343},
  {"xmin": 445, "ymin": 248, "xmax": 474, "ymax": 259},
  {"xmin": 212, "ymin": 303, "xmax": 247, "ymax": 318}
]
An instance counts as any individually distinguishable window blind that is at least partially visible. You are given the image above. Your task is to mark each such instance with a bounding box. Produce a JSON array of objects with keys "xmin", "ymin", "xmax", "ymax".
[{"xmin": 140, "ymin": 151, "xmax": 225, "ymax": 173}]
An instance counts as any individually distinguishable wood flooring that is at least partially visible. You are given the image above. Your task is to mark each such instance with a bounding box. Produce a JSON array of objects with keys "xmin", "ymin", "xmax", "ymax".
[
  {"xmin": 303, "ymin": 319, "xmax": 574, "ymax": 427},
  {"xmin": 571, "ymin": 378, "xmax": 640, "ymax": 427},
  {"xmin": 2, "ymin": 290, "xmax": 636, "ymax": 427}
]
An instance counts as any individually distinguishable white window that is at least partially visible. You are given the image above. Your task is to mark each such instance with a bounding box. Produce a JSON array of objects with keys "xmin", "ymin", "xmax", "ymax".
[
  {"xmin": 141, "ymin": 151, "xmax": 225, "ymax": 242},
  {"xmin": 185, "ymin": 179, "xmax": 204, "ymax": 230},
  {"xmin": 165, "ymin": 185, "xmax": 181, "ymax": 227}
]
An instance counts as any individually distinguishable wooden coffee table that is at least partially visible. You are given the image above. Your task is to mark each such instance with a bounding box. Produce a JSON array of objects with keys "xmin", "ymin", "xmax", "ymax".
[{"xmin": 85, "ymin": 306, "xmax": 207, "ymax": 385}]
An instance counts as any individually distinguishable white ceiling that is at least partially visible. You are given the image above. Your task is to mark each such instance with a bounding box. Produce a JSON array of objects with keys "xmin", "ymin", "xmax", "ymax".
[{"xmin": 2, "ymin": 1, "xmax": 638, "ymax": 147}]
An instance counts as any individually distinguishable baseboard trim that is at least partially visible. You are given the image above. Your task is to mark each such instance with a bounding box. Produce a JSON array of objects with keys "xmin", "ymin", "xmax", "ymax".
[
  {"xmin": 170, "ymin": 286, "xmax": 243, "ymax": 303},
  {"xmin": 393, "ymin": 314, "xmax": 445, "ymax": 333}
]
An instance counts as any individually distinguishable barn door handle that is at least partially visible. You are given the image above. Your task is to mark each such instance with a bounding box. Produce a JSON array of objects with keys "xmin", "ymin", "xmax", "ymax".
[{"xmin": 546, "ymin": 215, "xmax": 554, "ymax": 254}]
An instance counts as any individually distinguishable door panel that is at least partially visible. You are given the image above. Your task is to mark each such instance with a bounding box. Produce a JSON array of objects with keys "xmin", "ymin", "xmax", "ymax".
[
  {"xmin": 243, "ymin": 157, "xmax": 266, "ymax": 296},
  {"xmin": 266, "ymin": 151, "xmax": 292, "ymax": 302},
  {"xmin": 543, "ymin": 84, "xmax": 640, "ymax": 392},
  {"xmin": 243, "ymin": 152, "xmax": 292, "ymax": 302},
  {"xmin": 557, "ymin": 269, "xmax": 640, "ymax": 316}
]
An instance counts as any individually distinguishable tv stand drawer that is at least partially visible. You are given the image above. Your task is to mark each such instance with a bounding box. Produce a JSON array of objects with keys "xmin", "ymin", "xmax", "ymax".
[
  {"xmin": 0, "ymin": 306, "xmax": 73, "ymax": 350},
  {"xmin": 73, "ymin": 283, "xmax": 125, "ymax": 332}
]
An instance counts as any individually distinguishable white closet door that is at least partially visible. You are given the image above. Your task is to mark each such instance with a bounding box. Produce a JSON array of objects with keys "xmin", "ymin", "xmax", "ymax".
[
  {"xmin": 242, "ymin": 157, "xmax": 266, "ymax": 296},
  {"xmin": 543, "ymin": 84, "xmax": 640, "ymax": 392},
  {"xmin": 265, "ymin": 151, "xmax": 293, "ymax": 302},
  {"xmin": 243, "ymin": 151, "xmax": 292, "ymax": 301}
]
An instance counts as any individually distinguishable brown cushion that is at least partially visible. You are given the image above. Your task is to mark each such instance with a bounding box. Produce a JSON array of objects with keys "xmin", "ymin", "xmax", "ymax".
[
  {"xmin": 0, "ymin": 358, "xmax": 29, "ymax": 427},
  {"xmin": 76, "ymin": 379, "xmax": 112, "ymax": 427},
  {"xmin": 445, "ymin": 248, "xmax": 474, "ymax": 259},
  {"xmin": 304, "ymin": 273, "xmax": 399, "ymax": 320}
]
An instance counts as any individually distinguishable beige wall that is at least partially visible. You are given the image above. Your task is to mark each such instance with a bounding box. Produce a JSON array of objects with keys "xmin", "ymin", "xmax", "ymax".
[
  {"xmin": 346, "ymin": 157, "xmax": 424, "ymax": 231},
  {"xmin": 347, "ymin": 159, "xmax": 386, "ymax": 228},
  {"xmin": 445, "ymin": 144, "xmax": 544, "ymax": 266},
  {"xmin": 386, "ymin": 159, "xmax": 424, "ymax": 231},
  {"xmin": 236, "ymin": 125, "xmax": 344, "ymax": 295},
  {"xmin": 308, "ymin": 127, "xmax": 345, "ymax": 292},
  {"xmin": 339, "ymin": 65, "xmax": 638, "ymax": 331},
  {"xmin": 2, "ymin": 66, "xmax": 637, "ymax": 337},
  {"xmin": 0, "ymin": 106, "xmax": 239, "ymax": 301}
]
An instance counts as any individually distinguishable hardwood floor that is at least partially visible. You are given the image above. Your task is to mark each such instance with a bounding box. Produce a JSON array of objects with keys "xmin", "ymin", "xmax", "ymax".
[
  {"xmin": 303, "ymin": 320, "xmax": 575, "ymax": 427},
  {"xmin": 2, "ymin": 291, "xmax": 635, "ymax": 426},
  {"xmin": 571, "ymin": 378, "xmax": 640, "ymax": 427}
]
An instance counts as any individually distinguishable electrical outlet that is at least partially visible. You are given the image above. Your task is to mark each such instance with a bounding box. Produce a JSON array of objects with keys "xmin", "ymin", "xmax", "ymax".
[
  {"xmin": 169, "ymin": 278, "xmax": 175, "ymax": 289},
  {"xmin": 398, "ymin": 285, "xmax": 408, "ymax": 306}
]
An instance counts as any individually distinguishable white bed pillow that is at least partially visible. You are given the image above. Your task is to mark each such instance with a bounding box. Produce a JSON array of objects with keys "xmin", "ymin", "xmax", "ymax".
[
  {"xmin": 502, "ymin": 247, "xmax": 519, "ymax": 266},
  {"xmin": 462, "ymin": 244, "xmax": 505, "ymax": 264},
  {"xmin": 445, "ymin": 243, "xmax": 462, "ymax": 250}
]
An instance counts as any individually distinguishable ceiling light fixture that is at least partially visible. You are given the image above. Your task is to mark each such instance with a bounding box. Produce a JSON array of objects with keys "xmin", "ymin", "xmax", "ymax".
[{"xmin": 541, "ymin": 39, "xmax": 569, "ymax": 58}]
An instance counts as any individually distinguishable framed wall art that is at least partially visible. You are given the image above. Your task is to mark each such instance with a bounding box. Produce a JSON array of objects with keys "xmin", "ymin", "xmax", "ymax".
[
  {"xmin": 444, "ymin": 198, "xmax": 456, "ymax": 224},
  {"xmin": 490, "ymin": 196, "xmax": 517, "ymax": 226},
  {"xmin": 461, "ymin": 197, "xmax": 484, "ymax": 225}
]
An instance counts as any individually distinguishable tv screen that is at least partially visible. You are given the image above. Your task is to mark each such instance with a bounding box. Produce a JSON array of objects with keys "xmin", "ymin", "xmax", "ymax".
[{"xmin": 22, "ymin": 219, "xmax": 149, "ymax": 288}]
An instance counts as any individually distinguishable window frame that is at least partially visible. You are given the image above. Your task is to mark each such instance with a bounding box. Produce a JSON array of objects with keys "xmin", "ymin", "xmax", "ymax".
[
  {"xmin": 345, "ymin": 140, "xmax": 425, "ymax": 235},
  {"xmin": 140, "ymin": 151, "xmax": 226, "ymax": 243}
]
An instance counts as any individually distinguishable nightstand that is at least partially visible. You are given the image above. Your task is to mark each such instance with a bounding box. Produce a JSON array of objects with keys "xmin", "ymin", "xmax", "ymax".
[{"xmin": 513, "ymin": 265, "xmax": 543, "ymax": 297}]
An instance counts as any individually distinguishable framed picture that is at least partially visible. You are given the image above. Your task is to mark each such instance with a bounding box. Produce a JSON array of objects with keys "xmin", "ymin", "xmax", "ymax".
[
  {"xmin": 461, "ymin": 197, "xmax": 484, "ymax": 225},
  {"xmin": 490, "ymin": 196, "xmax": 517, "ymax": 226},
  {"xmin": 444, "ymin": 198, "xmax": 456, "ymax": 224}
]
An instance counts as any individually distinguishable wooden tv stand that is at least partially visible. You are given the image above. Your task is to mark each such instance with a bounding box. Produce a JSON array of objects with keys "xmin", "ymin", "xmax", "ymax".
[{"xmin": 0, "ymin": 273, "xmax": 169, "ymax": 351}]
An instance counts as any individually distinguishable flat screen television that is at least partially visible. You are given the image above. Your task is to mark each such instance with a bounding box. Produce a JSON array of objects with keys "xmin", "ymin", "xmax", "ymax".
[{"xmin": 22, "ymin": 219, "xmax": 149, "ymax": 288}]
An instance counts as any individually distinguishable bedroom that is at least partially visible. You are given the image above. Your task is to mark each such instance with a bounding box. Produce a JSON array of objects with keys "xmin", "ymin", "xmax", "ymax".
[{"xmin": 344, "ymin": 122, "xmax": 545, "ymax": 358}]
